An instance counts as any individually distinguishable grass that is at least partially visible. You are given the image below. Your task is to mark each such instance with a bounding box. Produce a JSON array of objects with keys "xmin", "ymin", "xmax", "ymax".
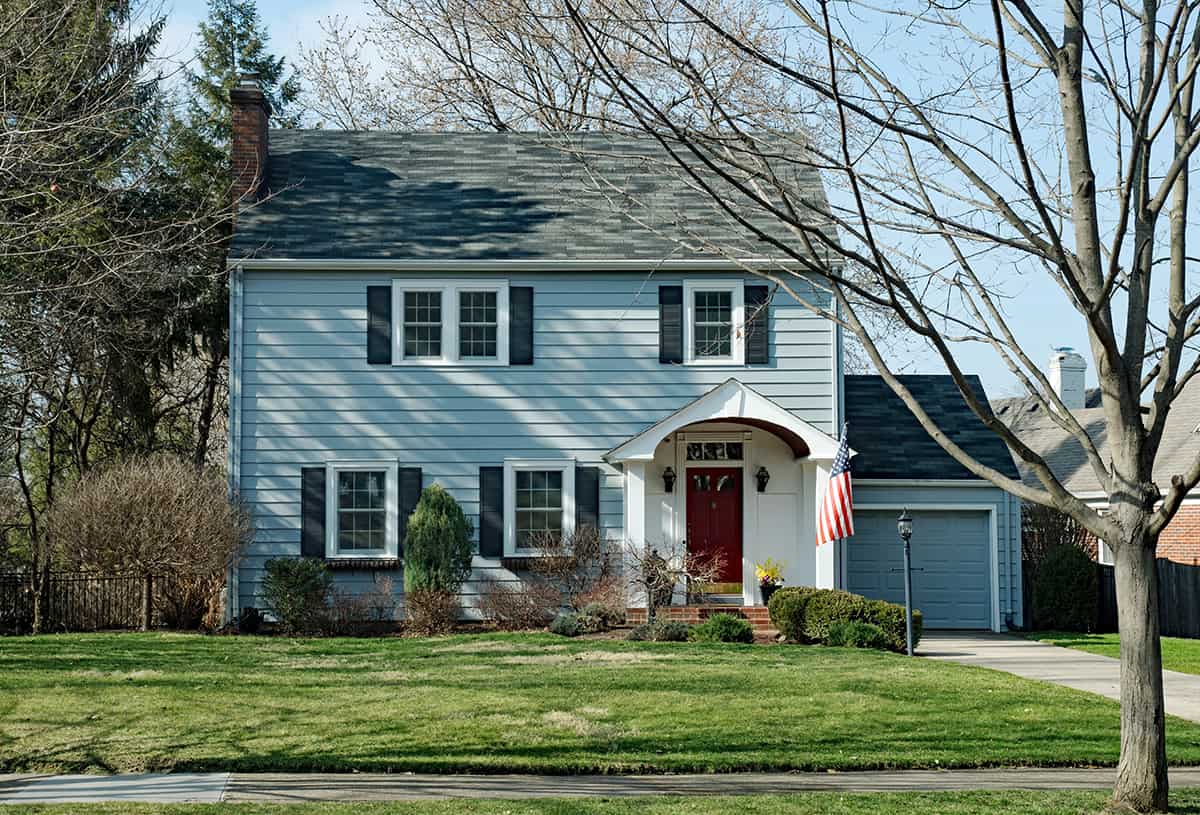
[
  {"xmin": 1030, "ymin": 631, "xmax": 1200, "ymax": 675},
  {"xmin": 7, "ymin": 792, "xmax": 1200, "ymax": 815},
  {"xmin": 5, "ymin": 632, "xmax": 1200, "ymax": 774}
]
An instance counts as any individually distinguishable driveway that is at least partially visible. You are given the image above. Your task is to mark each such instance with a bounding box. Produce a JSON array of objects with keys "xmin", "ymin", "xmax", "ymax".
[{"xmin": 922, "ymin": 632, "xmax": 1200, "ymax": 723}]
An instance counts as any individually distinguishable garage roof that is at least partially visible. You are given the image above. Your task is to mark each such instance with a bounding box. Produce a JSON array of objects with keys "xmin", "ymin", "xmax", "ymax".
[{"xmin": 845, "ymin": 375, "xmax": 1018, "ymax": 480}]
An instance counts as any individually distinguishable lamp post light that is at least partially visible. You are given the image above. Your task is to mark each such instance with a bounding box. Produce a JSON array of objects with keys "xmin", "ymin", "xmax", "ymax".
[{"xmin": 897, "ymin": 509, "xmax": 915, "ymax": 656}]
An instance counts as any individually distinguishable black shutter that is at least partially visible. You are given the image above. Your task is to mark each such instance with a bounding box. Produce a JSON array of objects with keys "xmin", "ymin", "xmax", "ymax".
[
  {"xmin": 398, "ymin": 467, "xmax": 423, "ymax": 556},
  {"xmin": 479, "ymin": 466, "xmax": 504, "ymax": 557},
  {"xmin": 745, "ymin": 284, "xmax": 770, "ymax": 365},
  {"xmin": 367, "ymin": 285, "xmax": 392, "ymax": 364},
  {"xmin": 576, "ymin": 466, "xmax": 600, "ymax": 532},
  {"xmin": 659, "ymin": 285, "xmax": 683, "ymax": 364},
  {"xmin": 300, "ymin": 467, "xmax": 326, "ymax": 558},
  {"xmin": 510, "ymin": 286, "xmax": 534, "ymax": 365}
]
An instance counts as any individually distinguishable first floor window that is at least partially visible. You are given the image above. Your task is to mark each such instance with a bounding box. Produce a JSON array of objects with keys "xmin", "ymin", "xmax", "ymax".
[
  {"xmin": 504, "ymin": 459, "xmax": 575, "ymax": 554},
  {"xmin": 327, "ymin": 462, "xmax": 398, "ymax": 558},
  {"xmin": 403, "ymin": 291, "xmax": 443, "ymax": 358}
]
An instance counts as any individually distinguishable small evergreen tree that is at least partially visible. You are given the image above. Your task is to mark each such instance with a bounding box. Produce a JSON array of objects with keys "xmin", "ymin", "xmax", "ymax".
[{"xmin": 403, "ymin": 485, "xmax": 473, "ymax": 594}]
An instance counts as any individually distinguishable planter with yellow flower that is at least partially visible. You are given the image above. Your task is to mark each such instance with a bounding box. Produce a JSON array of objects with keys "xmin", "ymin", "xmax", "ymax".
[{"xmin": 755, "ymin": 558, "xmax": 786, "ymax": 605}]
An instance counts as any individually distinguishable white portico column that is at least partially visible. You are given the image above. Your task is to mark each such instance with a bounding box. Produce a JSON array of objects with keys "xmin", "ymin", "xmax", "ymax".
[
  {"xmin": 813, "ymin": 458, "xmax": 837, "ymax": 589},
  {"xmin": 624, "ymin": 460, "xmax": 648, "ymax": 608}
]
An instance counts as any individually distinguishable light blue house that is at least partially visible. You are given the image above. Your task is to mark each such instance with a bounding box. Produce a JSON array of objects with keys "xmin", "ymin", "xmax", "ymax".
[{"xmin": 226, "ymin": 76, "xmax": 1023, "ymax": 630}]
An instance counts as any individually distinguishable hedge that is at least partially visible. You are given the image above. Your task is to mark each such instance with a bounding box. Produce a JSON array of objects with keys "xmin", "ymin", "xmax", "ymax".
[{"xmin": 769, "ymin": 587, "xmax": 922, "ymax": 652}]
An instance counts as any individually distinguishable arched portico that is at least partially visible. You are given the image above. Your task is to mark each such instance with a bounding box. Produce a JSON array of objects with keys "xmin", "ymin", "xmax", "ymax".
[{"xmin": 606, "ymin": 379, "xmax": 846, "ymax": 606}]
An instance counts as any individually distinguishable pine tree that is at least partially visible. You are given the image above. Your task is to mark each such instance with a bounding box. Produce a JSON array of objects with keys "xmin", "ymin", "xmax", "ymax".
[{"xmin": 187, "ymin": 0, "xmax": 301, "ymax": 143}]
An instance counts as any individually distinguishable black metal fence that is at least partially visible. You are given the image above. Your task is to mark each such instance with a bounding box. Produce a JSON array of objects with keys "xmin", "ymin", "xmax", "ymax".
[
  {"xmin": 0, "ymin": 572, "xmax": 152, "ymax": 634},
  {"xmin": 1095, "ymin": 559, "xmax": 1200, "ymax": 638}
]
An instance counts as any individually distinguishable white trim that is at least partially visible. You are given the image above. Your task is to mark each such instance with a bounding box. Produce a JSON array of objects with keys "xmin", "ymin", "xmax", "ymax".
[
  {"xmin": 683, "ymin": 279, "xmax": 745, "ymax": 365},
  {"xmin": 606, "ymin": 378, "xmax": 844, "ymax": 463},
  {"xmin": 854, "ymin": 502, "xmax": 1002, "ymax": 633},
  {"xmin": 854, "ymin": 479, "xmax": 996, "ymax": 487},
  {"xmin": 325, "ymin": 460, "xmax": 400, "ymax": 560},
  {"xmin": 392, "ymin": 279, "xmax": 509, "ymax": 366},
  {"xmin": 229, "ymin": 257, "xmax": 789, "ymax": 271},
  {"xmin": 503, "ymin": 458, "xmax": 576, "ymax": 556},
  {"xmin": 226, "ymin": 263, "xmax": 245, "ymax": 623}
]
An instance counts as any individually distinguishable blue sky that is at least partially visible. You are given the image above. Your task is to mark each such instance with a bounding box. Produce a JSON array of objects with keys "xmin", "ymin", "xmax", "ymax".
[{"xmin": 159, "ymin": 0, "xmax": 1095, "ymax": 399}]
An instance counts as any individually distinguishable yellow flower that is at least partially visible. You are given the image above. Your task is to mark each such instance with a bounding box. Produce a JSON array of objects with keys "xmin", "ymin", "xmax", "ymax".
[{"xmin": 755, "ymin": 558, "xmax": 786, "ymax": 584}]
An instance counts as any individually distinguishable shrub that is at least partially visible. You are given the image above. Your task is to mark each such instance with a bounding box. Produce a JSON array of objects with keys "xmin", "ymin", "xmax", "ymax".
[
  {"xmin": 238, "ymin": 606, "xmax": 263, "ymax": 634},
  {"xmin": 403, "ymin": 486, "xmax": 473, "ymax": 594},
  {"xmin": 574, "ymin": 575, "xmax": 626, "ymax": 624},
  {"xmin": 261, "ymin": 558, "xmax": 333, "ymax": 635},
  {"xmin": 767, "ymin": 586, "xmax": 820, "ymax": 641},
  {"xmin": 405, "ymin": 588, "xmax": 459, "ymax": 635},
  {"xmin": 801, "ymin": 589, "xmax": 870, "ymax": 643},
  {"xmin": 578, "ymin": 601, "xmax": 618, "ymax": 632},
  {"xmin": 528, "ymin": 525, "xmax": 619, "ymax": 609},
  {"xmin": 45, "ymin": 454, "xmax": 251, "ymax": 630},
  {"xmin": 1033, "ymin": 544, "xmax": 1097, "ymax": 631},
  {"xmin": 827, "ymin": 620, "xmax": 889, "ymax": 649},
  {"xmin": 626, "ymin": 619, "xmax": 690, "ymax": 642},
  {"xmin": 322, "ymin": 577, "xmax": 399, "ymax": 636},
  {"xmin": 689, "ymin": 613, "xmax": 754, "ymax": 643},
  {"xmin": 865, "ymin": 599, "xmax": 923, "ymax": 652},
  {"xmin": 477, "ymin": 580, "xmax": 560, "ymax": 631},
  {"xmin": 549, "ymin": 612, "xmax": 583, "ymax": 637}
]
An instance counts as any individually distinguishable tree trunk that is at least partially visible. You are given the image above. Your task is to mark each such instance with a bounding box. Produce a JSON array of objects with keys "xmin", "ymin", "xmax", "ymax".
[{"xmin": 1112, "ymin": 535, "xmax": 1168, "ymax": 812}]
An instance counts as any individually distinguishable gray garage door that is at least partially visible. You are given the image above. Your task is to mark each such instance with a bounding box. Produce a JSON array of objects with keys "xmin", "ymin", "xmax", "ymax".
[{"xmin": 846, "ymin": 509, "xmax": 992, "ymax": 629}]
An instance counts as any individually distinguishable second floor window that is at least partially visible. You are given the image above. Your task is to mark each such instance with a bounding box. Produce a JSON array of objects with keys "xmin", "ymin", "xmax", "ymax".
[
  {"xmin": 392, "ymin": 280, "xmax": 509, "ymax": 365},
  {"xmin": 683, "ymin": 280, "xmax": 745, "ymax": 365},
  {"xmin": 403, "ymin": 291, "xmax": 443, "ymax": 359}
]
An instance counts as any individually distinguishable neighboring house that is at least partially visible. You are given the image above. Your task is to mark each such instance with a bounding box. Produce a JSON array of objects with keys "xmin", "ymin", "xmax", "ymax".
[
  {"xmin": 995, "ymin": 348, "xmax": 1200, "ymax": 565},
  {"xmin": 225, "ymin": 74, "xmax": 1024, "ymax": 631}
]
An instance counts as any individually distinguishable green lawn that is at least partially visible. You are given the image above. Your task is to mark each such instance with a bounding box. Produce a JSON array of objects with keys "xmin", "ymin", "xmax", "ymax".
[
  {"xmin": 7, "ymin": 792, "xmax": 1200, "ymax": 815},
  {"xmin": 1030, "ymin": 631, "xmax": 1200, "ymax": 675},
  {"xmin": 5, "ymin": 633, "xmax": 1200, "ymax": 774}
]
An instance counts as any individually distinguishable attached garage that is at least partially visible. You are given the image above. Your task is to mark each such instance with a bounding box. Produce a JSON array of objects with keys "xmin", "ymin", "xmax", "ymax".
[{"xmin": 846, "ymin": 508, "xmax": 995, "ymax": 630}]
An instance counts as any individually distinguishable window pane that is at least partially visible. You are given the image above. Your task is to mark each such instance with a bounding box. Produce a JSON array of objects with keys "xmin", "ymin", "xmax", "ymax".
[
  {"xmin": 693, "ymin": 290, "xmax": 733, "ymax": 358},
  {"xmin": 514, "ymin": 469, "xmax": 564, "ymax": 548},
  {"xmin": 335, "ymin": 470, "xmax": 387, "ymax": 553},
  {"xmin": 459, "ymin": 291, "xmax": 499, "ymax": 358},
  {"xmin": 404, "ymin": 291, "xmax": 443, "ymax": 358}
]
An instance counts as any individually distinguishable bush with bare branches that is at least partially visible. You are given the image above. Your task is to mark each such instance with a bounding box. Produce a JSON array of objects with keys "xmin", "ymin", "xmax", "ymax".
[
  {"xmin": 625, "ymin": 539, "xmax": 724, "ymax": 622},
  {"xmin": 476, "ymin": 580, "xmax": 561, "ymax": 631},
  {"xmin": 45, "ymin": 455, "xmax": 251, "ymax": 629},
  {"xmin": 323, "ymin": 576, "xmax": 399, "ymax": 636},
  {"xmin": 405, "ymin": 588, "xmax": 459, "ymax": 636},
  {"xmin": 526, "ymin": 525, "xmax": 619, "ymax": 610}
]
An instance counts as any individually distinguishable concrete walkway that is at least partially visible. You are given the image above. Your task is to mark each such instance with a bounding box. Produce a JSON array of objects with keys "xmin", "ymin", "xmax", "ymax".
[
  {"xmin": 922, "ymin": 632, "xmax": 1200, "ymax": 723},
  {"xmin": 8, "ymin": 769, "xmax": 1200, "ymax": 803}
]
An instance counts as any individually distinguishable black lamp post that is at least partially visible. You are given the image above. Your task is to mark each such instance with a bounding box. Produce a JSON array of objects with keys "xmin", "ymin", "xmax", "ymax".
[{"xmin": 897, "ymin": 509, "xmax": 915, "ymax": 656}]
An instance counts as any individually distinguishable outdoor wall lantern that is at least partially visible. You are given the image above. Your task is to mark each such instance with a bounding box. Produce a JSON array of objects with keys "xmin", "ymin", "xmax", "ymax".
[
  {"xmin": 662, "ymin": 467, "xmax": 676, "ymax": 493},
  {"xmin": 755, "ymin": 466, "xmax": 770, "ymax": 493}
]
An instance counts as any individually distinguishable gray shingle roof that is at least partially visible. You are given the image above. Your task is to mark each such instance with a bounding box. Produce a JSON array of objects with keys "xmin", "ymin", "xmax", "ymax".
[
  {"xmin": 230, "ymin": 131, "xmax": 833, "ymax": 261},
  {"xmin": 993, "ymin": 381, "xmax": 1200, "ymax": 495},
  {"xmin": 845, "ymin": 375, "xmax": 1019, "ymax": 480}
]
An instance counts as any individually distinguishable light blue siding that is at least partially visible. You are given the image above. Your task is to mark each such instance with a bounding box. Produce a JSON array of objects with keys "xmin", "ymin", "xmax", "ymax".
[{"xmin": 235, "ymin": 271, "xmax": 835, "ymax": 609}]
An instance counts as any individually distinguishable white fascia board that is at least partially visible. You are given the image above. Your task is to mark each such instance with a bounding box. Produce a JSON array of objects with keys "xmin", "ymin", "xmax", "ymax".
[
  {"xmin": 853, "ymin": 479, "xmax": 997, "ymax": 487},
  {"xmin": 227, "ymin": 257, "xmax": 792, "ymax": 272}
]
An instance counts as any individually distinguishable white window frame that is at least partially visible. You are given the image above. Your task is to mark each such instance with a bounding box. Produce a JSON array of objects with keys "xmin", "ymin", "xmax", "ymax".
[
  {"xmin": 391, "ymin": 279, "xmax": 510, "ymax": 366},
  {"xmin": 325, "ymin": 460, "xmax": 400, "ymax": 560},
  {"xmin": 683, "ymin": 279, "xmax": 744, "ymax": 365},
  {"xmin": 503, "ymin": 458, "xmax": 576, "ymax": 556},
  {"xmin": 1098, "ymin": 540, "xmax": 1115, "ymax": 566}
]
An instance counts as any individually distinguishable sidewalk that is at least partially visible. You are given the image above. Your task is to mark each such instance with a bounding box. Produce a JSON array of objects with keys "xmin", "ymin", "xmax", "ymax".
[{"xmin": 7, "ymin": 768, "xmax": 1200, "ymax": 804}]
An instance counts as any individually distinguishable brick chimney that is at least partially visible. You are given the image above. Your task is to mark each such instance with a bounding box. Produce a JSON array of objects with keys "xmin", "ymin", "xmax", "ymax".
[
  {"xmin": 230, "ymin": 72, "xmax": 271, "ymax": 207},
  {"xmin": 1049, "ymin": 347, "xmax": 1087, "ymax": 411}
]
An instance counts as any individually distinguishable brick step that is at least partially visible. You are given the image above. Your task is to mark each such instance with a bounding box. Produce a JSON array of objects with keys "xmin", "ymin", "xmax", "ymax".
[{"xmin": 627, "ymin": 606, "xmax": 776, "ymax": 632}]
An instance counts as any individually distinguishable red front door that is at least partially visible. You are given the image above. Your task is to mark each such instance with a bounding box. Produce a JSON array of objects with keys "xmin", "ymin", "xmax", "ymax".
[{"xmin": 686, "ymin": 467, "xmax": 743, "ymax": 585}]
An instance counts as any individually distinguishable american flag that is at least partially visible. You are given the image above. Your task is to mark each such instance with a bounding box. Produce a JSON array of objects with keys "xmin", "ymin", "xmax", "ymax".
[{"xmin": 816, "ymin": 424, "xmax": 853, "ymax": 546}]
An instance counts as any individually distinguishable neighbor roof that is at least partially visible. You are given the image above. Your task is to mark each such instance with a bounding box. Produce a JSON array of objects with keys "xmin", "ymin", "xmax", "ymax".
[
  {"xmin": 229, "ymin": 131, "xmax": 834, "ymax": 262},
  {"xmin": 993, "ymin": 381, "xmax": 1200, "ymax": 496},
  {"xmin": 845, "ymin": 375, "xmax": 1019, "ymax": 480}
]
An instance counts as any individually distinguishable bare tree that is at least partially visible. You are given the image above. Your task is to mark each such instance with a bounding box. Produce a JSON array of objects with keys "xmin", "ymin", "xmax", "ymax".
[
  {"xmin": 530, "ymin": 0, "xmax": 1200, "ymax": 809},
  {"xmin": 299, "ymin": 0, "xmax": 798, "ymax": 131},
  {"xmin": 624, "ymin": 538, "xmax": 723, "ymax": 621}
]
